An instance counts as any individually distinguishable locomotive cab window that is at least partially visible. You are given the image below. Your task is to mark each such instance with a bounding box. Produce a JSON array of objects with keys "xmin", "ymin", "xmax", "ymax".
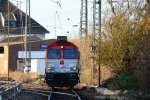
[
  {"xmin": 48, "ymin": 49, "xmax": 60, "ymax": 59},
  {"xmin": 64, "ymin": 49, "xmax": 76, "ymax": 59}
]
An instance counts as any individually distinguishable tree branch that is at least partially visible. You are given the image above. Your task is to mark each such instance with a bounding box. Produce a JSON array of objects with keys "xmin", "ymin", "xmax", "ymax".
[{"xmin": 107, "ymin": 0, "xmax": 116, "ymax": 15}]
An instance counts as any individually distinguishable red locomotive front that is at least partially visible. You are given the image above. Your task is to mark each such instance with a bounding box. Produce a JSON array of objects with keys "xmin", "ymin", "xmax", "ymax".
[{"xmin": 45, "ymin": 36, "xmax": 80, "ymax": 88}]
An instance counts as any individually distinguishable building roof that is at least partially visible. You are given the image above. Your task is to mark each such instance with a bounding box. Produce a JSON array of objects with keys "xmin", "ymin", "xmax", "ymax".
[
  {"xmin": 3, "ymin": 12, "xmax": 16, "ymax": 21},
  {"xmin": 0, "ymin": 35, "xmax": 41, "ymax": 43},
  {"xmin": 0, "ymin": 39, "xmax": 56, "ymax": 47},
  {"xmin": 0, "ymin": 0, "xmax": 49, "ymax": 34}
]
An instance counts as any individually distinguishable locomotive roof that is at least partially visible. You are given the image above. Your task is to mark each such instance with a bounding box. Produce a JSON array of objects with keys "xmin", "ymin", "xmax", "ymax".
[{"xmin": 46, "ymin": 40, "xmax": 78, "ymax": 49}]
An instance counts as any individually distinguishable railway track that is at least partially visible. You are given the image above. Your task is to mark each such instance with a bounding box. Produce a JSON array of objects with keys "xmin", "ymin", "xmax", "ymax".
[
  {"xmin": 0, "ymin": 81, "xmax": 81, "ymax": 100},
  {"xmin": 48, "ymin": 88, "xmax": 81, "ymax": 100},
  {"xmin": 72, "ymin": 89, "xmax": 81, "ymax": 100},
  {"xmin": 22, "ymin": 88, "xmax": 50, "ymax": 97},
  {"xmin": 18, "ymin": 88, "xmax": 51, "ymax": 100},
  {"xmin": 22, "ymin": 87, "xmax": 81, "ymax": 100},
  {"xmin": 0, "ymin": 81, "xmax": 21, "ymax": 100}
]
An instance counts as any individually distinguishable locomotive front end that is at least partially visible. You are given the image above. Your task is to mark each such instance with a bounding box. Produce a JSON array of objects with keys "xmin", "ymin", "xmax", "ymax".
[{"xmin": 45, "ymin": 36, "xmax": 80, "ymax": 88}]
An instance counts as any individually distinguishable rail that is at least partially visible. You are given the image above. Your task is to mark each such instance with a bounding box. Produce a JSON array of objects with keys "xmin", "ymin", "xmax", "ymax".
[
  {"xmin": 48, "ymin": 90, "xmax": 53, "ymax": 100},
  {"xmin": 48, "ymin": 88, "xmax": 81, "ymax": 100},
  {"xmin": 22, "ymin": 88, "xmax": 49, "ymax": 97},
  {"xmin": 0, "ymin": 81, "xmax": 21, "ymax": 100},
  {"xmin": 72, "ymin": 89, "xmax": 81, "ymax": 100}
]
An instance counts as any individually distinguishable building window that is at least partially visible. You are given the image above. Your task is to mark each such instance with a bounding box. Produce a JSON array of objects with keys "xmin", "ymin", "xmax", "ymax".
[
  {"xmin": 5, "ymin": 21, "xmax": 16, "ymax": 28},
  {"xmin": 0, "ymin": 47, "xmax": 4, "ymax": 54},
  {"xmin": 10, "ymin": 21, "xmax": 16, "ymax": 27}
]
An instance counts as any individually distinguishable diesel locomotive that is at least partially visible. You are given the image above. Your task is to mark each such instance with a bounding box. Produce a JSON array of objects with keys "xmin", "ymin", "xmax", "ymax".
[{"xmin": 45, "ymin": 36, "xmax": 80, "ymax": 88}]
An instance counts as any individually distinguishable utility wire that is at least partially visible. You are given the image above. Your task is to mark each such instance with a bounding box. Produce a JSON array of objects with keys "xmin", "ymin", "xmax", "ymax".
[
  {"xmin": 56, "ymin": 0, "xmax": 62, "ymax": 30},
  {"xmin": 50, "ymin": 0, "xmax": 62, "ymax": 38}
]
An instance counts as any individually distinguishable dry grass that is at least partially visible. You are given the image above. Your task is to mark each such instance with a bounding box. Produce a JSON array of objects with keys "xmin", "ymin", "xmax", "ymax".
[
  {"xmin": 100, "ymin": 65, "xmax": 114, "ymax": 83},
  {"xmin": 9, "ymin": 72, "xmax": 38, "ymax": 83},
  {"xmin": 80, "ymin": 69, "xmax": 92, "ymax": 85},
  {"xmin": 0, "ymin": 74, "xmax": 8, "ymax": 81},
  {"xmin": 5, "ymin": 38, "xmax": 114, "ymax": 86},
  {"xmin": 70, "ymin": 38, "xmax": 114, "ymax": 86},
  {"xmin": 79, "ymin": 65, "xmax": 114, "ymax": 85}
]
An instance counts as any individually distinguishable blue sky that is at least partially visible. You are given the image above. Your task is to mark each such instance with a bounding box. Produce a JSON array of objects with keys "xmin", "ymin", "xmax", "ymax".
[
  {"xmin": 11, "ymin": 0, "xmax": 81, "ymax": 39},
  {"xmin": 11, "ymin": 0, "xmax": 109, "ymax": 39}
]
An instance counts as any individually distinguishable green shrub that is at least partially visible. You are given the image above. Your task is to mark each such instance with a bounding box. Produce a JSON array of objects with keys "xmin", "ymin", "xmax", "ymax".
[
  {"xmin": 106, "ymin": 83, "xmax": 115, "ymax": 90},
  {"xmin": 117, "ymin": 74, "xmax": 139, "ymax": 91},
  {"xmin": 106, "ymin": 74, "xmax": 139, "ymax": 91}
]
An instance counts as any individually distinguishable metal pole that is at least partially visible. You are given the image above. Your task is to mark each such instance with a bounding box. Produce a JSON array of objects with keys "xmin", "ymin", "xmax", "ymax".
[
  {"xmin": 80, "ymin": 0, "xmax": 83, "ymax": 38},
  {"xmin": 85, "ymin": 0, "xmax": 88, "ymax": 37},
  {"xmin": 54, "ymin": 2, "xmax": 56, "ymax": 38},
  {"xmin": 7, "ymin": 0, "xmax": 10, "ymax": 81},
  {"xmin": 93, "ymin": 0, "xmax": 96, "ymax": 46},
  {"xmin": 80, "ymin": 0, "xmax": 88, "ymax": 38},
  {"xmin": 29, "ymin": 0, "xmax": 31, "ymax": 67},
  {"xmin": 98, "ymin": 0, "xmax": 101, "ymax": 87},
  {"xmin": 25, "ymin": 0, "xmax": 28, "ymax": 69},
  {"xmin": 91, "ymin": 0, "xmax": 96, "ymax": 84}
]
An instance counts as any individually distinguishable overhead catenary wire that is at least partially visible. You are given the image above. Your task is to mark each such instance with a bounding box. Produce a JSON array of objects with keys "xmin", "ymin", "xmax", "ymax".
[
  {"xmin": 56, "ymin": 0, "xmax": 62, "ymax": 31},
  {"xmin": 50, "ymin": 0, "xmax": 62, "ymax": 38}
]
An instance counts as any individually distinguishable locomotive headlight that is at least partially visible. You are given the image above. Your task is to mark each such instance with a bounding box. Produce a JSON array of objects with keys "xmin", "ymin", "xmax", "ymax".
[
  {"xmin": 50, "ymin": 67, "xmax": 54, "ymax": 70},
  {"xmin": 47, "ymin": 67, "xmax": 54, "ymax": 72},
  {"xmin": 46, "ymin": 65, "xmax": 54, "ymax": 72},
  {"xmin": 70, "ymin": 67, "xmax": 73, "ymax": 71},
  {"xmin": 70, "ymin": 66, "xmax": 77, "ymax": 71},
  {"xmin": 73, "ymin": 67, "xmax": 77, "ymax": 71}
]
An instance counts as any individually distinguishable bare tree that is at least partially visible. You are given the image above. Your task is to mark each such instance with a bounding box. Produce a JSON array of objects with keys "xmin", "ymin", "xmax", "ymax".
[
  {"xmin": 98, "ymin": 0, "xmax": 150, "ymax": 89},
  {"xmin": 146, "ymin": 0, "xmax": 150, "ymax": 14},
  {"xmin": 107, "ymin": 0, "xmax": 116, "ymax": 15}
]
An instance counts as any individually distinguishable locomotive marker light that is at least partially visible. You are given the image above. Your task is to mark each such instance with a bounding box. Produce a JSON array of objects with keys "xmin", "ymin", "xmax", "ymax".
[
  {"xmin": 61, "ymin": 46, "xmax": 63, "ymax": 49},
  {"xmin": 73, "ymin": 67, "xmax": 77, "ymax": 71},
  {"xmin": 70, "ymin": 66, "xmax": 77, "ymax": 71}
]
